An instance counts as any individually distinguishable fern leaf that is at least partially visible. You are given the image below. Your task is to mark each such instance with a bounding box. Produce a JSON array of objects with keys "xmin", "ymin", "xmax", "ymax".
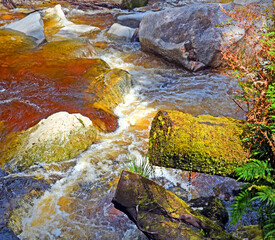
[
  {"xmin": 235, "ymin": 160, "xmax": 273, "ymax": 182},
  {"xmin": 230, "ymin": 188, "xmax": 252, "ymax": 225},
  {"xmin": 251, "ymin": 186, "xmax": 275, "ymax": 207}
]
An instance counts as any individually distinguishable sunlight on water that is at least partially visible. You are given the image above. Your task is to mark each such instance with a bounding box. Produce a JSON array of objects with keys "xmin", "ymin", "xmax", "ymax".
[{"xmin": 0, "ymin": 4, "xmax": 245, "ymax": 239}]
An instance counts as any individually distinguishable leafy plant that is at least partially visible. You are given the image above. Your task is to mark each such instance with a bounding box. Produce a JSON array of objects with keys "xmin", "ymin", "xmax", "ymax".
[
  {"xmin": 230, "ymin": 160, "xmax": 275, "ymax": 239},
  {"xmin": 220, "ymin": 4, "xmax": 275, "ymax": 166},
  {"xmin": 220, "ymin": 4, "xmax": 275, "ymax": 238},
  {"xmin": 124, "ymin": 153, "xmax": 154, "ymax": 178}
]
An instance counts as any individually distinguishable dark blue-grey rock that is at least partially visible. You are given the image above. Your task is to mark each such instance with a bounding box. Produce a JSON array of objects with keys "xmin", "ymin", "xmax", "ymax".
[{"xmin": 117, "ymin": 12, "xmax": 148, "ymax": 28}]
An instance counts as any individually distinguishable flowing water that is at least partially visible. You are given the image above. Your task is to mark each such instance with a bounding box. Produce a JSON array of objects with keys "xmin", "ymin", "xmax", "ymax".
[{"xmin": 0, "ymin": 4, "xmax": 245, "ymax": 239}]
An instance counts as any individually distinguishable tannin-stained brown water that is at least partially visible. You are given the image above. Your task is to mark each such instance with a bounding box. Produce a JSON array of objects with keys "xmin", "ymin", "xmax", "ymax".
[{"xmin": 0, "ymin": 4, "xmax": 245, "ymax": 240}]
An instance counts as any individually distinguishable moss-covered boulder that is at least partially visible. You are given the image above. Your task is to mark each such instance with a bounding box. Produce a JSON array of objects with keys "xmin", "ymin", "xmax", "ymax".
[
  {"xmin": 121, "ymin": 0, "xmax": 148, "ymax": 10},
  {"xmin": 148, "ymin": 110, "xmax": 249, "ymax": 177},
  {"xmin": 84, "ymin": 67, "xmax": 132, "ymax": 114},
  {"xmin": 2, "ymin": 112, "xmax": 97, "ymax": 172},
  {"xmin": 188, "ymin": 196, "xmax": 229, "ymax": 228},
  {"xmin": 112, "ymin": 170, "xmax": 234, "ymax": 240},
  {"xmin": 233, "ymin": 225, "xmax": 263, "ymax": 240}
]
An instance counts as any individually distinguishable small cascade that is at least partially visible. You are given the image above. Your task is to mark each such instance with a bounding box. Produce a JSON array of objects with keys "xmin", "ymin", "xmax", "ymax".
[{"xmin": 0, "ymin": 3, "xmax": 247, "ymax": 239}]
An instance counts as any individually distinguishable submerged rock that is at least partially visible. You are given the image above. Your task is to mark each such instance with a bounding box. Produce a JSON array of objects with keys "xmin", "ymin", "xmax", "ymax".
[
  {"xmin": 3, "ymin": 112, "xmax": 97, "ymax": 172},
  {"xmin": 139, "ymin": 3, "xmax": 246, "ymax": 71},
  {"xmin": 85, "ymin": 67, "xmax": 133, "ymax": 115},
  {"xmin": 0, "ymin": 29, "xmax": 36, "ymax": 56},
  {"xmin": 3, "ymin": 11, "xmax": 46, "ymax": 45},
  {"xmin": 112, "ymin": 170, "xmax": 234, "ymax": 240},
  {"xmin": 37, "ymin": 38, "xmax": 97, "ymax": 59},
  {"xmin": 148, "ymin": 110, "xmax": 249, "ymax": 177}
]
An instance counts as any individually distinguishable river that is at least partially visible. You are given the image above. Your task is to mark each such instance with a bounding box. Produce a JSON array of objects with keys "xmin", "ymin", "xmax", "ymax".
[{"xmin": 0, "ymin": 3, "xmax": 244, "ymax": 239}]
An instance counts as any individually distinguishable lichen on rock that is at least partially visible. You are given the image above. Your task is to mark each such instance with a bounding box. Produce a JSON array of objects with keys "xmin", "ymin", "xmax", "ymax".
[
  {"xmin": 112, "ymin": 170, "xmax": 234, "ymax": 239},
  {"xmin": 148, "ymin": 110, "xmax": 249, "ymax": 177},
  {"xmin": 2, "ymin": 112, "xmax": 97, "ymax": 172},
  {"xmin": 85, "ymin": 67, "xmax": 132, "ymax": 114}
]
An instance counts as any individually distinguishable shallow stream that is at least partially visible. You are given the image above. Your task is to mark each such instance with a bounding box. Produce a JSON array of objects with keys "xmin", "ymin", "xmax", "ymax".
[{"xmin": 0, "ymin": 3, "xmax": 246, "ymax": 239}]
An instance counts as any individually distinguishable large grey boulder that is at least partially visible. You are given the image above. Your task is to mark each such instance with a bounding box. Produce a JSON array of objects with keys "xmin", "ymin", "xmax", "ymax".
[
  {"xmin": 3, "ymin": 12, "xmax": 46, "ymax": 45},
  {"xmin": 139, "ymin": 3, "xmax": 245, "ymax": 71}
]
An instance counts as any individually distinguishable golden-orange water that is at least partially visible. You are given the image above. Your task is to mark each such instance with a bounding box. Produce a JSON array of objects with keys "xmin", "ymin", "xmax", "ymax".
[{"xmin": 0, "ymin": 9, "xmax": 118, "ymax": 140}]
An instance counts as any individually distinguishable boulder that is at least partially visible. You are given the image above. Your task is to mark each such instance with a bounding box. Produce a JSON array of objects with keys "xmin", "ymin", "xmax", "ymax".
[
  {"xmin": 3, "ymin": 12, "xmax": 46, "ymax": 45},
  {"xmin": 188, "ymin": 196, "xmax": 229, "ymax": 228},
  {"xmin": 37, "ymin": 38, "xmax": 97, "ymax": 59},
  {"xmin": 112, "ymin": 170, "xmax": 234, "ymax": 240},
  {"xmin": 139, "ymin": 3, "xmax": 247, "ymax": 71},
  {"xmin": 44, "ymin": 4, "xmax": 73, "ymax": 28},
  {"xmin": 0, "ymin": 175, "xmax": 50, "ymax": 238},
  {"xmin": 233, "ymin": 225, "xmax": 263, "ymax": 240},
  {"xmin": 117, "ymin": 12, "xmax": 148, "ymax": 28},
  {"xmin": 101, "ymin": 0, "xmax": 148, "ymax": 9},
  {"xmin": 56, "ymin": 24, "xmax": 100, "ymax": 38},
  {"xmin": 107, "ymin": 23, "xmax": 136, "ymax": 41},
  {"xmin": 0, "ymin": 29, "xmax": 36, "ymax": 56},
  {"xmin": 84, "ymin": 67, "xmax": 133, "ymax": 114},
  {"xmin": 213, "ymin": 180, "xmax": 244, "ymax": 201},
  {"xmin": 3, "ymin": 112, "xmax": 97, "ymax": 172},
  {"xmin": 148, "ymin": 110, "xmax": 249, "ymax": 177},
  {"xmin": 44, "ymin": 5, "xmax": 101, "ymax": 41}
]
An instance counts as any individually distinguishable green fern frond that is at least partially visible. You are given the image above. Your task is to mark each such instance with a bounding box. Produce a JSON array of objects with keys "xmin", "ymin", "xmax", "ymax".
[
  {"xmin": 251, "ymin": 186, "xmax": 275, "ymax": 207},
  {"xmin": 230, "ymin": 188, "xmax": 253, "ymax": 225},
  {"xmin": 235, "ymin": 159, "xmax": 273, "ymax": 182},
  {"xmin": 263, "ymin": 213, "xmax": 275, "ymax": 239}
]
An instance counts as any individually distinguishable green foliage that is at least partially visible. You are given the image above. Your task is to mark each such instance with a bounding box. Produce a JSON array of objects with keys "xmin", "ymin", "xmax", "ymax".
[
  {"xmin": 230, "ymin": 160, "xmax": 275, "ymax": 239},
  {"xmin": 124, "ymin": 153, "xmax": 154, "ymax": 178}
]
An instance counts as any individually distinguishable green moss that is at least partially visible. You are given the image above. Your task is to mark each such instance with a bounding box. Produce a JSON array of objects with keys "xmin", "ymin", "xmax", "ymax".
[
  {"xmin": 115, "ymin": 171, "xmax": 234, "ymax": 239},
  {"xmin": 121, "ymin": 0, "xmax": 148, "ymax": 9},
  {"xmin": 149, "ymin": 110, "xmax": 249, "ymax": 177},
  {"xmin": 3, "ymin": 122, "xmax": 97, "ymax": 172},
  {"xmin": 86, "ymin": 68, "xmax": 132, "ymax": 113},
  {"xmin": 233, "ymin": 225, "xmax": 263, "ymax": 240}
]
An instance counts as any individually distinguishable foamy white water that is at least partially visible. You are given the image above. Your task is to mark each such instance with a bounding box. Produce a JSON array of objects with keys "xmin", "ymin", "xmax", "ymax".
[{"xmin": 16, "ymin": 6, "xmax": 243, "ymax": 239}]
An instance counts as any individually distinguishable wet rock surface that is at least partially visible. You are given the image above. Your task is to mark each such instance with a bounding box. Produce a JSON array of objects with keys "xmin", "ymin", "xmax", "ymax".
[
  {"xmin": 3, "ymin": 11, "xmax": 46, "ymax": 45},
  {"xmin": 112, "ymin": 170, "xmax": 234, "ymax": 240},
  {"xmin": 107, "ymin": 23, "xmax": 136, "ymax": 41},
  {"xmin": 188, "ymin": 196, "xmax": 229, "ymax": 228},
  {"xmin": 213, "ymin": 180, "xmax": 244, "ymax": 201},
  {"xmin": 0, "ymin": 172, "xmax": 50, "ymax": 238}
]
